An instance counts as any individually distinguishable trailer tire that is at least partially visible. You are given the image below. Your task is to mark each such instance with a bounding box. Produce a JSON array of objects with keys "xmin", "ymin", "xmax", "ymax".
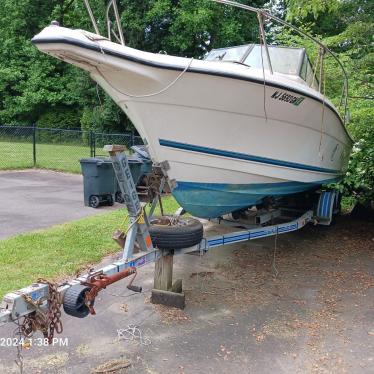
[
  {"xmin": 63, "ymin": 285, "xmax": 92, "ymax": 318},
  {"xmin": 115, "ymin": 191, "xmax": 124, "ymax": 204},
  {"xmin": 149, "ymin": 216, "xmax": 203, "ymax": 250},
  {"xmin": 107, "ymin": 194, "xmax": 114, "ymax": 206}
]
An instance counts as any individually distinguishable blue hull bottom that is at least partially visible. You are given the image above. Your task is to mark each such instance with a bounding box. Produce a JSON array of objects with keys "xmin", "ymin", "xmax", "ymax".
[{"xmin": 172, "ymin": 180, "xmax": 338, "ymax": 218}]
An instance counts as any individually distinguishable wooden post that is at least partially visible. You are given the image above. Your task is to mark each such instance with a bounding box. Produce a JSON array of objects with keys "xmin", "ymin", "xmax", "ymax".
[
  {"xmin": 153, "ymin": 254, "xmax": 173, "ymax": 291},
  {"xmin": 151, "ymin": 252, "xmax": 185, "ymax": 309}
]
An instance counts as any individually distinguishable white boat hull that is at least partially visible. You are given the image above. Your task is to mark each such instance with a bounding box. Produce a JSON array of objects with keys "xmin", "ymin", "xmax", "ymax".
[{"xmin": 32, "ymin": 27, "xmax": 353, "ymax": 218}]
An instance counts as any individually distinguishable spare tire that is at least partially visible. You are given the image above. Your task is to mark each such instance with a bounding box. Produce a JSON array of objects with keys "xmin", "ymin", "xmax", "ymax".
[{"xmin": 149, "ymin": 216, "xmax": 203, "ymax": 250}]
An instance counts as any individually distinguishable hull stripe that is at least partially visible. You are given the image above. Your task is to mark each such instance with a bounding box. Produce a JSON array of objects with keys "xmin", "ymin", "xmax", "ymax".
[{"xmin": 159, "ymin": 139, "xmax": 340, "ymax": 174}]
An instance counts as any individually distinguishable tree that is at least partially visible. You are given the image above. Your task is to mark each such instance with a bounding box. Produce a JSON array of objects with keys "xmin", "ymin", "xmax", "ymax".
[
  {"xmin": 0, "ymin": 0, "xmax": 266, "ymax": 131},
  {"xmin": 285, "ymin": 0, "xmax": 373, "ymax": 204}
]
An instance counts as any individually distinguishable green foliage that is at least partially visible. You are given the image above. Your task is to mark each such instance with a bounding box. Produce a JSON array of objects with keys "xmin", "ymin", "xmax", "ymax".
[
  {"xmin": 118, "ymin": 0, "xmax": 264, "ymax": 56},
  {"xmin": 286, "ymin": 0, "xmax": 339, "ymax": 21},
  {"xmin": 344, "ymin": 135, "xmax": 374, "ymax": 202},
  {"xmin": 37, "ymin": 106, "xmax": 81, "ymax": 129},
  {"xmin": 284, "ymin": 0, "xmax": 373, "ymax": 203},
  {"xmin": 36, "ymin": 106, "xmax": 82, "ymax": 143},
  {"xmin": 0, "ymin": 0, "xmax": 265, "ymax": 128}
]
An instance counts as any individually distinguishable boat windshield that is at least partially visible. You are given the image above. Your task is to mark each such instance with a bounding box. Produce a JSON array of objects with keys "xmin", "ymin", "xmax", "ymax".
[
  {"xmin": 244, "ymin": 45, "xmax": 303, "ymax": 75},
  {"xmin": 204, "ymin": 45, "xmax": 250, "ymax": 62},
  {"xmin": 205, "ymin": 44, "xmax": 318, "ymax": 88}
]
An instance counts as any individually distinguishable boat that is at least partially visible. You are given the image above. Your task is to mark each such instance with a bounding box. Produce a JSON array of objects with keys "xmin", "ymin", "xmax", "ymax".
[{"xmin": 31, "ymin": 0, "xmax": 353, "ymax": 219}]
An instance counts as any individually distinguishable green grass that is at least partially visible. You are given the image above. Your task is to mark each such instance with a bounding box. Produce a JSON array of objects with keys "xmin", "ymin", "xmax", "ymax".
[
  {"xmin": 0, "ymin": 141, "xmax": 35, "ymax": 169},
  {"xmin": 0, "ymin": 141, "xmax": 91, "ymax": 173},
  {"xmin": 0, "ymin": 141, "xmax": 134, "ymax": 173},
  {"xmin": 36, "ymin": 143, "xmax": 91, "ymax": 173},
  {"xmin": 0, "ymin": 196, "xmax": 180, "ymax": 298}
]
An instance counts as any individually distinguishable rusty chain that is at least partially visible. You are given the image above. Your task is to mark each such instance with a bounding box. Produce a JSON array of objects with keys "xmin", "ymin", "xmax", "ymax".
[
  {"xmin": 19, "ymin": 278, "xmax": 63, "ymax": 344},
  {"xmin": 13, "ymin": 319, "xmax": 24, "ymax": 374}
]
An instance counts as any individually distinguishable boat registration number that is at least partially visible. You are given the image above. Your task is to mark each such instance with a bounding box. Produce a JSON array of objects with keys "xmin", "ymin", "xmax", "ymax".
[{"xmin": 271, "ymin": 91, "xmax": 305, "ymax": 106}]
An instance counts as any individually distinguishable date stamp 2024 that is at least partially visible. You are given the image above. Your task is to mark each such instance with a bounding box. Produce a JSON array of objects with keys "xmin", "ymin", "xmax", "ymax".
[{"xmin": 0, "ymin": 337, "xmax": 69, "ymax": 349}]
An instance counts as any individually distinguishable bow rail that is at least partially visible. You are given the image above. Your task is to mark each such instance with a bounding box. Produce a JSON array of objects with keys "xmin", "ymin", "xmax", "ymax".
[{"xmin": 81, "ymin": 0, "xmax": 349, "ymax": 124}]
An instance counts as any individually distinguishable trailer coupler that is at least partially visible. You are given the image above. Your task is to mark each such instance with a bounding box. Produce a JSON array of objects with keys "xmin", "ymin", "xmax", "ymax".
[{"xmin": 63, "ymin": 266, "xmax": 141, "ymax": 317}]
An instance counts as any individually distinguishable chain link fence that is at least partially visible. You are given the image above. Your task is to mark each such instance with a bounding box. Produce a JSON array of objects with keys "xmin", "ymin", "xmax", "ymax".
[{"xmin": 0, "ymin": 125, "xmax": 143, "ymax": 173}]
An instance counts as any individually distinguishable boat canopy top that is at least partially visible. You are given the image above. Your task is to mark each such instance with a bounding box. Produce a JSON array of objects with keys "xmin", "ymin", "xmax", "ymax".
[{"xmin": 205, "ymin": 44, "xmax": 318, "ymax": 89}]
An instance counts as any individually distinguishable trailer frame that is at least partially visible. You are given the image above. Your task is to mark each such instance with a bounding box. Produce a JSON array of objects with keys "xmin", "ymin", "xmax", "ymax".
[{"xmin": 0, "ymin": 146, "xmax": 338, "ymax": 332}]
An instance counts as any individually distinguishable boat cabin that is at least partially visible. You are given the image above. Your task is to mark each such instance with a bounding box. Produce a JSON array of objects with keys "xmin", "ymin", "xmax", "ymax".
[{"xmin": 205, "ymin": 44, "xmax": 318, "ymax": 89}]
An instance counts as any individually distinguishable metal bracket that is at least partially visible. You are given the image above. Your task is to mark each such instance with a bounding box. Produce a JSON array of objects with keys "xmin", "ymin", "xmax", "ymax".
[
  {"xmin": 158, "ymin": 160, "xmax": 170, "ymax": 172},
  {"xmin": 104, "ymin": 145, "xmax": 154, "ymax": 260}
]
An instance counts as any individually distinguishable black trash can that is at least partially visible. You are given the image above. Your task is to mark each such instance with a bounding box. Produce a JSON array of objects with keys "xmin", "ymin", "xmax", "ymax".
[
  {"xmin": 80, "ymin": 158, "xmax": 116, "ymax": 208},
  {"xmin": 80, "ymin": 157, "xmax": 152, "ymax": 208}
]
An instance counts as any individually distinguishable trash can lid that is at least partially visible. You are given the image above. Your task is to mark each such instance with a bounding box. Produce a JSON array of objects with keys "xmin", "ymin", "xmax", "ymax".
[
  {"xmin": 131, "ymin": 145, "xmax": 150, "ymax": 160},
  {"xmin": 80, "ymin": 157, "xmax": 112, "ymax": 164},
  {"xmin": 80, "ymin": 156, "xmax": 147, "ymax": 165}
]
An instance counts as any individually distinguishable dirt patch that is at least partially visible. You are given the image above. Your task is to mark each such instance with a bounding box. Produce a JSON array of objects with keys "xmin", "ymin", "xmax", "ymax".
[
  {"xmin": 183, "ymin": 215, "xmax": 374, "ymax": 372},
  {"xmin": 91, "ymin": 358, "xmax": 131, "ymax": 373},
  {"xmin": 153, "ymin": 304, "xmax": 190, "ymax": 324}
]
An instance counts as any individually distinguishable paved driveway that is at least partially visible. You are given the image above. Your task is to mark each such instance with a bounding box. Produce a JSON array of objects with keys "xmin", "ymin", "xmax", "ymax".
[{"xmin": 0, "ymin": 170, "xmax": 115, "ymax": 239}]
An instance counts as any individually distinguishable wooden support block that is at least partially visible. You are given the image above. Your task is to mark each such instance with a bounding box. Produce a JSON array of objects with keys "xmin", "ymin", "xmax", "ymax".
[
  {"xmin": 103, "ymin": 144, "xmax": 128, "ymax": 154},
  {"xmin": 112, "ymin": 229, "xmax": 126, "ymax": 248},
  {"xmin": 151, "ymin": 289, "xmax": 186, "ymax": 309},
  {"xmin": 152, "ymin": 254, "xmax": 186, "ymax": 308},
  {"xmin": 171, "ymin": 279, "xmax": 183, "ymax": 294},
  {"xmin": 154, "ymin": 254, "xmax": 173, "ymax": 291}
]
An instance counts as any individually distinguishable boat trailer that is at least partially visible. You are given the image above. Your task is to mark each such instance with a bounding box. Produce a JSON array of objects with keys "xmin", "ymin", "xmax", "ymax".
[{"xmin": 0, "ymin": 145, "xmax": 340, "ymax": 343}]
